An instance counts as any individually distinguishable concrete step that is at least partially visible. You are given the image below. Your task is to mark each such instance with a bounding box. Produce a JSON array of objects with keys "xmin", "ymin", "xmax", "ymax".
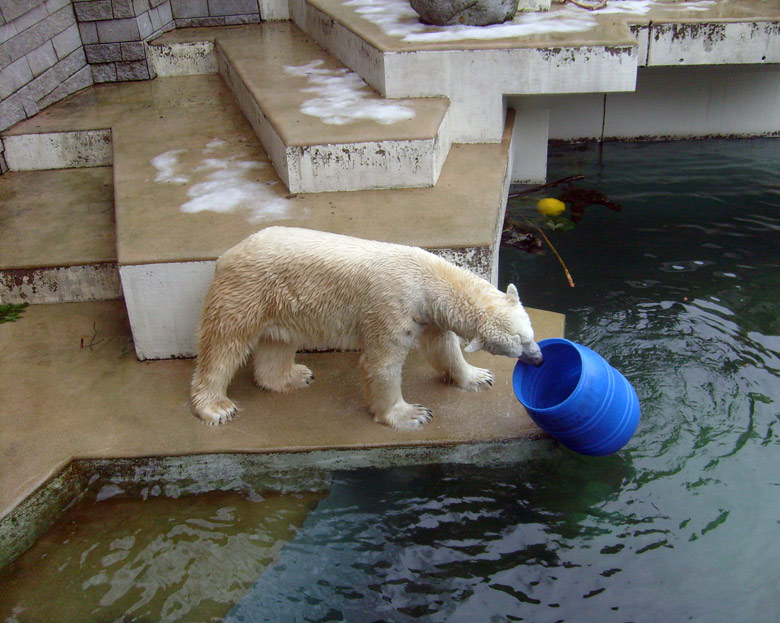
[
  {"xmin": 1, "ymin": 75, "xmax": 515, "ymax": 359},
  {"xmin": 0, "ymin": 168, "xmax": 120, "ymax": 304},
  {"xmin": 149, "ymin": 23, "xmax": 451, "ymax": 193},
  {"xmin": 290, "ymin": 0, "xmax": 780, "ymax": 145},
  {"xmin": 290, "ymin": 0, "xmax": 639, "ymax": 144}
]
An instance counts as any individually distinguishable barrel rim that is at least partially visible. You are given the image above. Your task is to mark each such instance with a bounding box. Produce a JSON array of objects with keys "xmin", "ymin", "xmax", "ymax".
[{"xmin": 514, "ymin": 337, "xmax": 587, "ymax": 414}]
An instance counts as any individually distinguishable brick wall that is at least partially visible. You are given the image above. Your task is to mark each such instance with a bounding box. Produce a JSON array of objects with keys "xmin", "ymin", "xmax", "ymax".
[{"xmin": 0, "ymin": 0, "xmax": 92, "ymax": 133}]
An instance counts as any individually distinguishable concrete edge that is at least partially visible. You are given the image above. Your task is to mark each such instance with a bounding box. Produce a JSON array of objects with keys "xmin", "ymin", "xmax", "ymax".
[
  {"xmin": 0, "ymin": 437, "xmax": 554, "ymax": 568},
  {"xmin": 2, "ymin": 130, "xmax": 113, "ymax": 171},
  {"xmin": 0, "ymin": 264, "xmax": 121, "ymax": 304}
]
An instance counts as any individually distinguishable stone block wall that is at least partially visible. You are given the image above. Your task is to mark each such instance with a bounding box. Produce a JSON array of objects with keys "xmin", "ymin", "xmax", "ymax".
[
  {"xmin": 75, "ymin": 0, "xmax": 174, "ymax": 83},
  {"xmin": 0, "ymin": 0, "xmax": 92, "ymax": 133},
  {"xmin": 0, "ymin": 0, "xmax": 268, "ymax": 137},
  {"xmin": 170, "ymin": 0, "xmax": 262, "ymax": 28}
]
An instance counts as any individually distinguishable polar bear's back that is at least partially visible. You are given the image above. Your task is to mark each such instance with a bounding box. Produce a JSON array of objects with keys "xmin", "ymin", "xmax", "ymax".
[
  {"xmin": 218, "ymin": 227, "xmax": 433, "ymax": 288},
  {"xmin": 207, "ymin": 227, "xmax": 449, "ymax": 346}
]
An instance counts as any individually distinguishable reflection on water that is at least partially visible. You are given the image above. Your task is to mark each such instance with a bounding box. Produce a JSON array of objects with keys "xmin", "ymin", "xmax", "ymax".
[{"xmin": 1, "ymin": 139, "xmax": 779, "ymax": 622}]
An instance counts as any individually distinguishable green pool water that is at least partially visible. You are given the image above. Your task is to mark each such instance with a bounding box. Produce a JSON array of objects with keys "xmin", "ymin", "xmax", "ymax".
[{"xmin": 1, "ymin": 138, "xmax": 779, "ymax": 622}]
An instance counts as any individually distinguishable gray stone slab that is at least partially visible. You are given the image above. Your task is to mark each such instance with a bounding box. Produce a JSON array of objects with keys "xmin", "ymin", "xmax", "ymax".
[
  {"xmin": 0, "ymin": 85, "xmax": 37, "ymax": 131},
  {"xmin": 0, "ymin": 5, "xmax": 74, "ymax": 64},
  {"xmin": 44, "ymin": 0, "xmax": 72, "ymax": 12},
  {"xmin": 73, "ymin": 0, "xmax": 113, "ymax": 21},
  {"xmin": 116, "ymin": 58, "xmax": 149, "ymax": 79},
  {"xmin": 0, "ymin": 54, "xmax": 32, "ymax": 99},
  {"xmin": 112, "ymin": 0, "xmax": 136, "ymax": 18},
  {"xmin": 225, "ymin": 13, "xmax": 259, "ymax": 25},
  {"xmin": 85, "ymin": 42, "xmax": 121, "ymax": 62},
  {"xmin": 96, "ymin": 15, "xmax": 140, "ymax": 42},
  {"xmin": 157, "ymin": 0, "xmax": 171, "ymax": 24},
  {"xmin": 148, "ymin": 4, "xmax": 161, "ymax": 30},
  {"xmin": 137, "ymin": 10, "xmax": 152, "ymax": 37},
  {"xmin": 133, "ymin": 0, "xmax": 150, "ymax": 13},
  {"xmin": 0, "ymin": 21, "xmax": 16, "ymax": 45},
  {"xmin": 208, "ymin": 0, "xmax": 259, "ymax": 16},
  {"xmin": 51, "ymin": 22, "xmax": 81, "ymax": 58},
  {"xmin": 91, "ymin": 60, "xmax": 116, "ymax": 81},
  {"xmin": 170, "ymin": 0, "xmax": 206, "ymax": 18},
  {"xmin": 0, "ymin": 0, "xmax": 45, "ymax": 23},
  {"xmin": 36, "ymin": 63, "xmax": 93, "ymax": 108},
  {"xmin": 120, "ymin": 40, "xmax": 144, "ymax": 60},
  {"xmin": 78, "ymin": 20, "xmax": 98, "ymax": 44},
  {"xmin": 10, "ymin": 4, "xmax": 48, "ymax": 33},
  {"xmin": 28, "ymin": 47, "xmax": 86, "ymax": 101},
  {"xmin": 26, "ymin": 39, "xmax": 57, "ymax": 75},
  {"xmin": 175, "ymin": 16, "xmax": 224, "ymax": 27}
]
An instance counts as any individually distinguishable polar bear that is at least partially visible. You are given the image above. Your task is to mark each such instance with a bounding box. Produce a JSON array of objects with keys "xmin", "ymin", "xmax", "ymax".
[{"xmin": 191, "ymin": 227, "xmax": 543, "ymax": 428}]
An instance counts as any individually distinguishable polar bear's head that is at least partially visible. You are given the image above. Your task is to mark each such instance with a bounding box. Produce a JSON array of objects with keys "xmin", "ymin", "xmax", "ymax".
[{"xmin": 464, "ymin": 283, "xmax": 544, "ymax": 366}]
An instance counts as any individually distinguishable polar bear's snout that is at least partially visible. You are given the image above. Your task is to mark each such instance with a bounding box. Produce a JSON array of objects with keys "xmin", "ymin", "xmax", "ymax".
[{"xmin": 519, "ymin": 340, "xmax": 544, "ymax": 367}]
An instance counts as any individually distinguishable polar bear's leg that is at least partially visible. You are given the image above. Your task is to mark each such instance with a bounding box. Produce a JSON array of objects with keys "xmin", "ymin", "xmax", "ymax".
[
  {"xmin": 191, "ymin": 338, "xmax": 250, "ymax": 426},
  {"xmin": 360, "ymin": 344, "xmax": 432, "ymax": 430},
  {"xmin": 419, "ymin": 325, "xmax": 494, "ymax": 391},
  {"xmin": 253, "ymin": 339, "xmax": 314, "ymax": 392}
]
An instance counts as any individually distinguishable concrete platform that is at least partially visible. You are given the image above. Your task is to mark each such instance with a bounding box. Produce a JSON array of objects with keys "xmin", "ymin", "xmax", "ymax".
[
  {"xmin": 0, "ymin": 299, "xmax": 564, "ymax": 524},
  {"xmin": 0, "ymin": 167, "xmax": 119, "ymax": 303}
]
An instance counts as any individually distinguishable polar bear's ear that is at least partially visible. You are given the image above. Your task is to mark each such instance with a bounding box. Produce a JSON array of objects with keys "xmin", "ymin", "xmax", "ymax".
[
  {"xmin": 506, "ymin": 283, "xmax": 520, "ymax": 303},
  {"xmin": 464, "ymin": 337, "xmax": 483, "ymax": 353}
]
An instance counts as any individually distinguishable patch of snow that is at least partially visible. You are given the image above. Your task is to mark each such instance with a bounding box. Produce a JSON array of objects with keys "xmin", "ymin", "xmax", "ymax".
[
  {"xmin": 343, "ymin": 0, "xmax": 716, "ymax": 42},
  {"xmin": 284, "ymin": 60, "xmax": 416, "ymax": 124},
  {"xmin": 151, "ymin": 150, "xmax": 189, "ymax": 183},
  {"xmin": 151, "ymin": 143, "xmax": 294, "ymax": 223},
  {"xmin": 205, "ymin": 138, "xmax": 228, "ymax": 151}
]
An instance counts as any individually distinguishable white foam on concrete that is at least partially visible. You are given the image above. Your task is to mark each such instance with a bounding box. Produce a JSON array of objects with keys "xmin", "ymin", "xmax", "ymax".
[
  {"xmin": 284, "ymin": 60, "xmax": 416, "ymax": 124},
  {"xmin": 344, "ymin": 0, "xmax": 715, "ymax": 42},
  {"xmin": 151, "ymin": 143, "xmax": 294, "ymax": 223}
]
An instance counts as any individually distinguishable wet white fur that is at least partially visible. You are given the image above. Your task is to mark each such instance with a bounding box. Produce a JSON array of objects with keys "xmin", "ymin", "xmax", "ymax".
[{"xmin": 191, "ymin": 227, "xmax": 540, "ymax": 428}]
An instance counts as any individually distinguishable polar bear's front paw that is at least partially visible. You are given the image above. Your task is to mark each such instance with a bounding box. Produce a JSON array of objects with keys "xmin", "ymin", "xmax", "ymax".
[
  {"xmin": 376, "ymin": 402, "xmax": 433, "ymax": 430},
  {"xmin": 255, "ymin": 364, "xmax": 314, "ymax": 393},
  {"xmin": 193, "ymin": 396, "xmax": 237, "ymax": 426},
  {"xmin": 453, "ymin": 366, "xmax": 494, "ymax": 392}
]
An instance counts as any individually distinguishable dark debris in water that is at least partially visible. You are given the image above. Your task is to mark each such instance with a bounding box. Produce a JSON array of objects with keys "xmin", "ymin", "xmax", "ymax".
[
  {"xmin": 558, "ymin": 187, "xmax": 622, "ymax": 223},
  {"xmin": 501, "ymin": 218, "xmax": 543, "ymax": 253},
  {"xmin": 502, "ymin": 175, "xmax": 623, "ymax": 254}
]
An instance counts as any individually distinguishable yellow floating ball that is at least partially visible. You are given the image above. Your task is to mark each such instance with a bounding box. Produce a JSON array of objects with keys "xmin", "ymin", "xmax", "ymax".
[{"xmin": 536, "ymin": 197, "xmax": 566, "ymax": 217}]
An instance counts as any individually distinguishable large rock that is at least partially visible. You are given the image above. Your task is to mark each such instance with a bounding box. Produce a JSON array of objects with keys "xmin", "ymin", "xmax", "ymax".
[{"xmin": 410, "ymin": 0, "xmax": 521, "ymax": 26}]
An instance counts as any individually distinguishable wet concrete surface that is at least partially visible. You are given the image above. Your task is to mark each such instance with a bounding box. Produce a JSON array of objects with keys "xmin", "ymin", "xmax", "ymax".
[
  {"xmin": 0, "ymin": 168, "xmax": 115, "ymax": 269},
  {"xmin": 0, "ymin": 300, "xmax": 564, "ymax": 521}
]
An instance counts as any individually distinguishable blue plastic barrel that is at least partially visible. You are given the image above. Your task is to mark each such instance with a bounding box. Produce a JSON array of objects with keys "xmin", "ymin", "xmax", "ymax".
[{"xmin": 513, "ymin": 338, "xmax": 640, "ymax": 456}]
